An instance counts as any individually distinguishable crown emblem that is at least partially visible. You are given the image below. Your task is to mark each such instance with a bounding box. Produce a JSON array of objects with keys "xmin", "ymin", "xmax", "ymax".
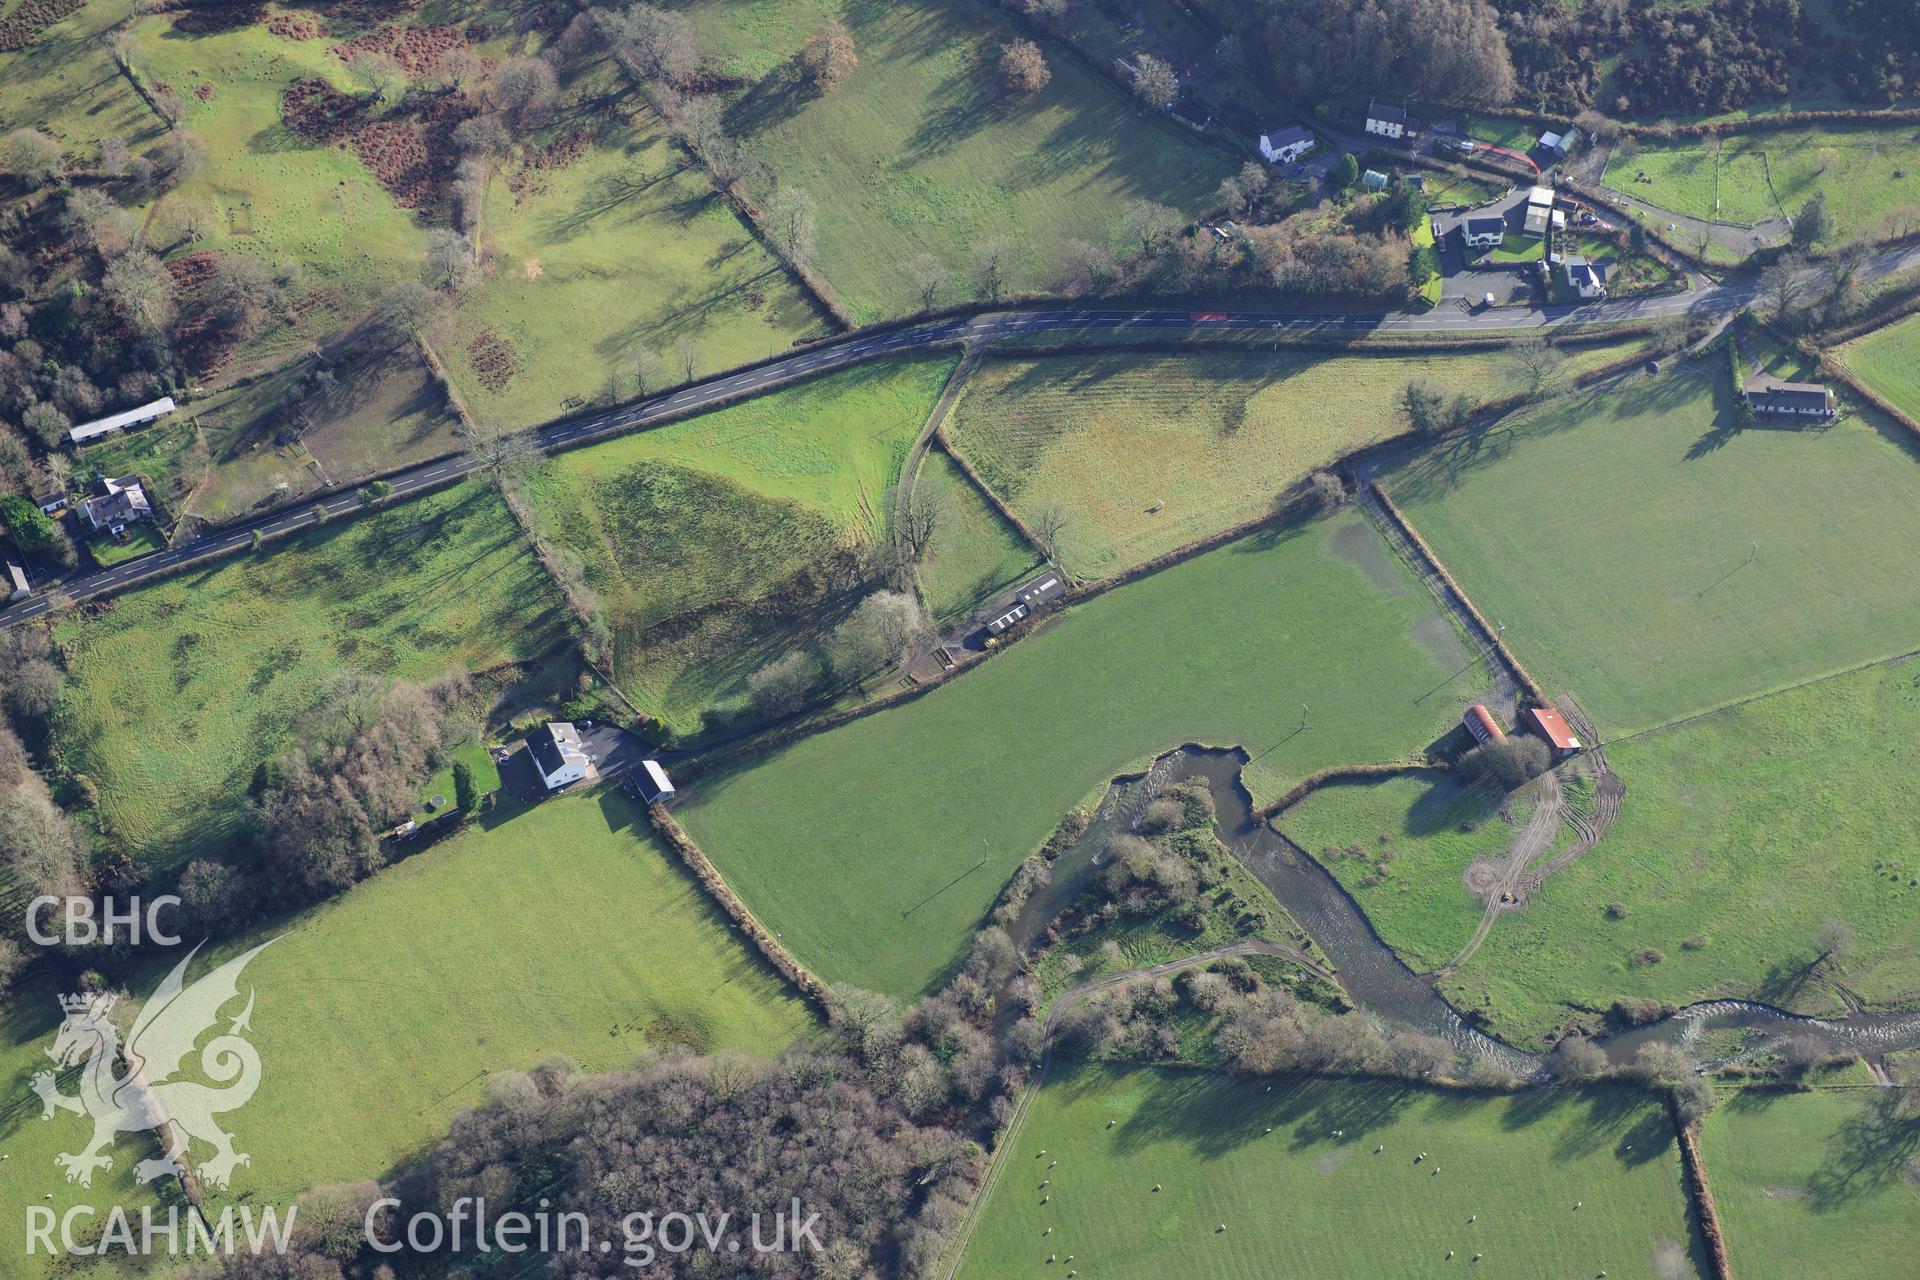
[{"xmin": 59, "ymin": 991, "xmax": 115, "ymax": 1015}]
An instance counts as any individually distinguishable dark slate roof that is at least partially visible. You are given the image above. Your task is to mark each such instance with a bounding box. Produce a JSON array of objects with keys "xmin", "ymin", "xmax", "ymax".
[
  {"xmin": 1264, "ymin": 124, "xmax": 1312, "ymax": 148},
  {"xmin": 1466, "ymin": 217, "xmax": 1506, "ymax": 235},
  {"xmin": 1368, "ymin": 102, "xmax": 1407, "ymax": 124},
  {"xmin": 1017, "ymin": 573, "xmax": 1066, "ymax": 607},
  {"xmin": 527, "ymin": 722, "xmax": 584, "ymax": 779},
  {"xmin": 1743, "ymin": 373, "xmax": 1832, "ymax": 412}
]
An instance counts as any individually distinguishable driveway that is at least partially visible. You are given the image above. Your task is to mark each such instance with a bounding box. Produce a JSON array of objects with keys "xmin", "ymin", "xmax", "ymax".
[{"xmin": 495, "ymin": 721, "xmax": 653, "ymax": 801}]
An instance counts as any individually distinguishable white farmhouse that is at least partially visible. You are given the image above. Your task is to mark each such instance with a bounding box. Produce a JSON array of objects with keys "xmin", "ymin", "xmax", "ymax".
[{"xmin": 528, "ymin": 722, "xmax": 590, "ymax": 791}]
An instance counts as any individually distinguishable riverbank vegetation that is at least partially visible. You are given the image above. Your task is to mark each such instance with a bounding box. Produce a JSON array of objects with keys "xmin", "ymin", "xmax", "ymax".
[
  {"xmin": 1275, "ymin": 769, "xmax": 1538, "ymax": 974},
  {"xmin": 679, "ymin": 510, "xmax": 1491, "ymax": 998}
]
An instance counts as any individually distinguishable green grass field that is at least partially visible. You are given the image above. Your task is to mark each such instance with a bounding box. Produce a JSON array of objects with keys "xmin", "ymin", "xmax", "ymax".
[
  {"xmin": 683, "ymin": 0, "xmax": 1231, "ymax": 322},
  {"xmin": 51, "ymin": 482, "xmax": 569, "ymax": 867},
  {"xmin": 0, "ymin": 0, "xmax": 159, "ymax": 156},
  {"xmin": 127, "ymin": 15, "xmax": 436, "ymax": 366},
  {"xmin": 1386, "ymin": 368, "xmax": 1920, "ymax": 737},
  {"xmin": 1603, "ymin": 126, "xmax": 1920, "ymax": 239},
  {"xmin": 1443, "ymin": 662, "xmax": 1920, "ymax": 1047},
  {"xmin": 14, "ymin": 792, "xmax": 815, "ymax": 1217},
  {"xmin": 1838, "ymin": 310, "xmax": 1920, "ymax": 422},
  {"xmin": 957, "ymin": 1065, "xmax": 1705, "ymax": 1280},
  {"xmin": 914, "ymin": 446, "xmax": 1040, "ymax": 620},
  {"xmin": 679, "ymin": 510, "xmax": 1493, "ymax": 998},
  {"xmin": 1275, "ymin": 770, "xmax": 1534, "ymax": 974},
  {"xmin": 520, "ymin": 356, "xmax": 952, "ymax": 737},
  {"xmin": 0, "ymin": 972, "xmax": 176, "ymax": 1276},
  {"xmin": 441, "ymin": 56, "xmax": 820, "ymax": 428},
  {"xmin": 1701, "ymin": 1080, "xmax": 1920, "ymax": 1280},
  {"xmin": 945, "ymin": 344, "xmax": 1646, "ymax": 580}
]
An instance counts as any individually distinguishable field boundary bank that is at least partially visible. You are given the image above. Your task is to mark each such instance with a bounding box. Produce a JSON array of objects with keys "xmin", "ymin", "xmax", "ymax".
[
  {"xmin": 1597, "ymin": 642, "xmax": 1920, "ymax": 751},
  {"xmin": 930, "ymin": 421, "xmax": 1051, "ymax": 561},
  {"xmin": 898, "ymin": 349, "xmax": 985, "ymax": 560},
  {"xmin": 611, "ymin": 344, "xmax": 1668, "ymax": 777},
  {"xmin": 573, "ymin": 0, "xmax": 851, "ymax": 332},
  {"xmin": 1824, "ymin": 352, "xmax": 1920, "ymax": 447},
  {"xmin": 1676, "ymin": 1118, "xmax": 1736, "ymax": 1280},
  {"xmin": 58, "ymin": 306, "xmax": 1676, "ymax": 559},
  {"xmin": 979, "ymin": 322, "xmax": 1669, "ymax": 360},
  {"xmin": 646, "ymin": 805, "xmax": 838, "ymax": 1018},
  {"xmin": 1627, "ymin": 106, "xmax": 1920, "ymax": 140},
  {"xmin": 0, "ymin": 315, "xmax": 1701, "ymax": 632},
  {"xmin": 1368, "ymin": 480, "xmax": 1549, "ymax": 707},
  {"xmin": 1819, "ymin": 279, "xmax": 1920, "ymax": 344},
  {"xmin": 1254, "ymin": 762, "xmax": 1434, "ymax": 822}
]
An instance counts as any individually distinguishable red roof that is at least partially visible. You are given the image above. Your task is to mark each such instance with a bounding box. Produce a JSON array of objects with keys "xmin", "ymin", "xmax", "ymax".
[
  {"xmin": 1524, "ymin": 707, "xmax": 1581, "ymax": 751},
  {"xmin": 1464, "ymin": 704, "xmax": 1504, "ymax": 742}
]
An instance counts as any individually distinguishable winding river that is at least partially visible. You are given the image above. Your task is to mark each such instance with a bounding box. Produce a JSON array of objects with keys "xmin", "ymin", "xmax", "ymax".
[{"xmin": 1030, "ymin": 745, "xmax": 1920, "ymax": 1078}]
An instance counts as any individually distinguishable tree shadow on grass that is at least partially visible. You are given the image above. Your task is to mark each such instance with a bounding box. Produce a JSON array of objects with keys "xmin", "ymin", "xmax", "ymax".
[
  {"xmin": 536, "ymin": 161, "xmax": 695, "ymax": 243},
  {"xmin": 1099, "ymin": 1069, "xmax": 1423, "ymax": 1164},
  {"xmin": 1805, "ymin": 1090, "xmax": 1920, "ymax": 1212},
  {"xmin": 1390, "ymin": 368, "xmax": 1711, "ymax": 507}
]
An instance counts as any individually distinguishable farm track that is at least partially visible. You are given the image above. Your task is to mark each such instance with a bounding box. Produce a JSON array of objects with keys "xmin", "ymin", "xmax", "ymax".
[
  {"xmin": 1439, "ymin": 769, "xmax": 1564, "ymax": 977},
  {"xmin": 1518, "ymin": 700, "xmax": 1623, "ymax": 895}
]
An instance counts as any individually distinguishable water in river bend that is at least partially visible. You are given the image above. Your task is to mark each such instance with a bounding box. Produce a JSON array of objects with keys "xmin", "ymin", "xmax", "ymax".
[{"xmin": 1043, "ymin": 745, "xmax": 1920, "ymax": 1077}]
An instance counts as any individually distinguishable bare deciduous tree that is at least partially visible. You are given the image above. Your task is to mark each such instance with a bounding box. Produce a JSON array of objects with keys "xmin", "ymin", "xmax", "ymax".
[
  {"xmin": 970, "ymin": 235, "xmax": 1020, "ymax": 302},
  {"xmin": 898, "ymin": 481, "xmax": 944, "ymax": 560},
  {"xmin": 1503, "ymin": 334, "xmax": 1564, "ymax": 398},
  {"xmin": 1031, "ymin": 499, "xmax": 1069, "ymax": 562},
  {"xmin": 767, "ymin": 185, "xmax": 817, "ymax": 268},
  {"xmin": 905, "ymin": 252, "xmax": 947, "ymax": 311}
]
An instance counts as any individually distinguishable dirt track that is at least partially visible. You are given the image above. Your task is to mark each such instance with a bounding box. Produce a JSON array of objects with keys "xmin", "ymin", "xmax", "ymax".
[{"xmin": 1442, "ymin": 700, "xmax": 1624, "ymax": 975}]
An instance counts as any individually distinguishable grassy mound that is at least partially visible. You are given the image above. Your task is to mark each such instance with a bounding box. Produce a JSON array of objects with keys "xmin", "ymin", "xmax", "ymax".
[{"xmin": 520, "ymin": 356, "xmax": 953, "ymax": 736}]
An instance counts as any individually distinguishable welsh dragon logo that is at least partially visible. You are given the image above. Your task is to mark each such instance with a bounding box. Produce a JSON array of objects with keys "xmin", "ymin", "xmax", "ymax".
[{"xmin": 31, "ymin": 941, "xmax": 274, "ymax": 1190}]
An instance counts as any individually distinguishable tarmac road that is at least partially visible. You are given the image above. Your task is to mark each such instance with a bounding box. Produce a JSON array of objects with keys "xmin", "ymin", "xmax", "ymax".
[{"xmin": 8, "ymin": 242, "xmax": 1919, "ymax": 633}]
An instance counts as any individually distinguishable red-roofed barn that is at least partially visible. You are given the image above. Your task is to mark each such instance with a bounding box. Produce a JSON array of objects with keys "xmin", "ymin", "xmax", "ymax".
[
  {"xmin": 1463, "ymin": 704, "xmax": 1504, "ymax": 744},
  {"xmin": 1524, "ymin": 707, "xmax": 1581, "ymax": 758}
]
